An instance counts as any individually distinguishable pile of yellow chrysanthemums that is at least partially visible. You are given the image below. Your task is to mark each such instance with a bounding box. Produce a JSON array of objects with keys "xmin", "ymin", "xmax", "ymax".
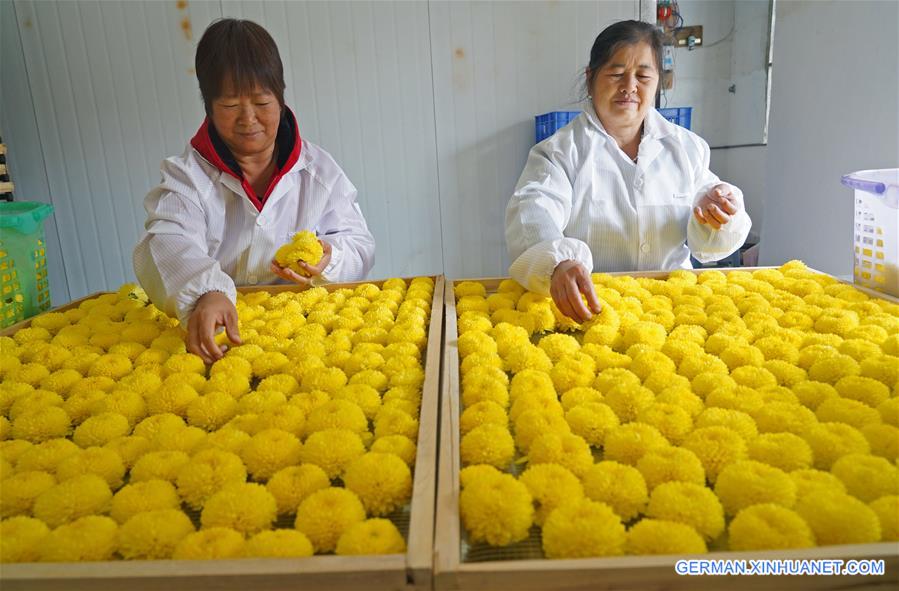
[
  {"xmin": 0, "ymin": 277, "xmax": 434, "ymax": 562},
  {"xmin": 455, "ymin": 261, "xmax": 899, "ymax": 559}
]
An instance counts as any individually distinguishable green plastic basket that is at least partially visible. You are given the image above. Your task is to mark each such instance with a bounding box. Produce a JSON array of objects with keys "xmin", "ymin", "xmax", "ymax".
[{"xmin": 0, "ymin": 201, "xmax": 54, "ymax": 328}]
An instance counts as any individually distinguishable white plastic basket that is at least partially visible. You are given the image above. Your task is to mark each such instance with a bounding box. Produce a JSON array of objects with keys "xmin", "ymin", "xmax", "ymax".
[{"xmin": 842, "ymin": 169, "xmax": 899, "ymax": 296}]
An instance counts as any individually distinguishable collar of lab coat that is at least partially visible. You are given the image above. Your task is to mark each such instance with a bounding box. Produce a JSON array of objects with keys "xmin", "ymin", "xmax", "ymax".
[
  {"xmin": 583, "ymin": 102, "xmax": 674, "ymax": 167},
  {"xmin": 190, "ymin": 107, "xmax": 303, "ymax": 212},
  {"xmin": 583, "ymin": 102, "xmax": 674, "ymax": 140}
]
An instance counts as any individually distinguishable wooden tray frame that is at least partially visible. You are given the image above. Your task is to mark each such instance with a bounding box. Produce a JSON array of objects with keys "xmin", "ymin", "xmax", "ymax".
[
  {"xmin": 434, "ymin": 268, "xmax": 898, "ymax": 591},
  {"xmin": 1, "ymin": 276, "xmax": 444, "ymax": 591}
]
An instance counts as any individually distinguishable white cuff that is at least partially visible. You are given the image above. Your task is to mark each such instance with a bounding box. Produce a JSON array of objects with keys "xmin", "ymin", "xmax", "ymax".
[
  {"xmin": 176, "ymin": 279, "xmax": 237, "ymax": 327},
  {"xmin": 688, "ymin": 209, "xmax": 752, "ymax": 263},
  {"xmin": 509, "ymin": 237, "xmax": 593, "ymax": 295}
]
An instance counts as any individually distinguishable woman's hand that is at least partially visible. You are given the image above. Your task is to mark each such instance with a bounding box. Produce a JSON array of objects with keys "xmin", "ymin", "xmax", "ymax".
[
  {"xmin": 694, "ymin": 184, "xmax": 740, "ymax": 230},
  {"xmin": 187, "ymin": 291, "xmax": 242, "ymax": 364},
  {"xmin": 550, "ymin": 260, "xmax": 602, "ymax": 323},
  {"xmin": 270, "ymin": 240, "xmax": 333, "ymax": 287}
]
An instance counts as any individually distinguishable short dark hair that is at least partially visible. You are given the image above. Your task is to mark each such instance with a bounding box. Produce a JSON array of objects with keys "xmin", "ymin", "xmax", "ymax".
[
  {"xmin": 195, "ymin": 19, "xmax": 286, "ymax": 114},
  {"xmin": 585, "ymin": 20, "xmax": 663, "ymax": 96}
]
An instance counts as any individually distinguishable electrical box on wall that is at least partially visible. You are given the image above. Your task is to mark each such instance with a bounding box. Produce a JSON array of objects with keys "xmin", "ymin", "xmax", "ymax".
[
  {"xmin": 673, "ymin": 25, "xmax": 703, "ymax": 49},
  {"xmin": 662, "ymin": 45, "xmax": 675, "ymax": 71}
]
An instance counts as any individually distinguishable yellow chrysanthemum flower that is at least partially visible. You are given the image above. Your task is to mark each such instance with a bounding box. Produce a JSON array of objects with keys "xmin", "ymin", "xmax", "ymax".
[
  {"xmin": 265, "ymin": 464, "xmax": 330, "ymax": 515},
  {"xmin": 695, "ymin": 408, "xmax": 757, "ymax": 442},
  {"xmin": 513, "ymin": 410, "xmax": 570, "ymax": 454},
  {"xmin": 239, "ymin": 428, "xmax": 302, "ymax": 481},
  {"xmin": 714, "ymin": 460, "xmax": 797, "ymax": 515},
  {"xmin": 294, "ymin": 487, "xmax": 367, "ymax": 553},
  {"xmin": 72, "ymin": 412, "xmax": 130, "ymax": 448},
  {"xmin": 581, "ymin": 461, "xmax": 648, "ymax": 521},
  {"xmin": 1, "ymin": 470, "xmax": 57, "ymax": 518},
  {"xmin": 861, "ymin": 423, "xmax": 899, "ymax": 461},
  {"xmin": 603, "ymin": 422, "xmax": 669, "ymax": 466},
  {"xmin": 519, "ymin": 463, "xmax": 584, "ymax": 526},
  {"xmin": 637, "ymin": 403, "xmax": 693, "ymax": 444},
  {"xmin": 831, "ymin": 453, "xmax": 899, "ymax": 503},
  {"xmin": 727, "ymin": 504, "xmax": 815, "ymax": 551},
  {"xmin": 299, "ymin": 428, "xmax": 365, "ymax": 479},
  {"xmin": 172, "ymin": 527, "xmax": 245, "ymax": 560},
  {"xmin": 636, "ymin": 446, "xmax": 706, "ymax": 490},
  {"xmin": 116, "ymin": 509, "xmax": 195, "ymax": 560},
  {"xmin": 626, "ymin": 519, "xmax": 707, "ymax": 555},
  {"xmin": 681, "ymin": 426, "xmax": 747, "ymax": 483},
  {"xmin": 747, "ymin": 432, "xmax": 813, "ymax": 472},
  {"xmin": 130, "ymin": 450, "xmax": 190, "ymax": 483},
  {"xmin": 869, "ymin": 495, "xmax": 899, "ymax": 541},
  {"xmin": 343, "ymin": 452, "xmax": 412, "ymax": 516},
  {"xmin": 304, "ymin": 400, "xmax": 368, "ymax": 436},
  {"xmin": 10, "ymin": 407, "xmax": 71, "ymax": 443},
  {"xmin": 795, "ymin": 491, "xmax": 881, "ymax": 545},
  {"xmin": 646, "ymin": 481, "xmax": 724, "ymax": 541},
  {"xmin": 815, "ymin": 397, "xmax": 880, "ymax": 430},
  {"xmin": 55, "ymin": 446, "xmax": 125, "ymax": 489},
  {"xmin": 31, "ymin": 474, "xmax": 112, "ymax": 528},
  {"xmin": 244, "ymin": 529, "xmax": 314, "ymax": 558},
  {"xmin": 14, "ymin": 438, "xmax": 79, "ymax": 473},
  {"xmin": 792, "ymin": 380, "xmax": 838, "ymax": 410},
  {"xmin": 527, "ymin": 432, "xmax": 593, "ymax": 478},
  {"xmin": 542, "ymin": 498, "xmax": 625, "ymax": 558},
  {"xmin": 460, "ymin": 424, "xmax": 515, "ymax": 469},
  {"xmin": 0, "ymin": 516, "xmax": 50, "ymax": 562},
  {"xmin": 603, "ymin": 383, "xmax": 656, "ymax": 423},
  {"xmin": 200, "ymin": 483, "xmax": 277, "ymax": 536},
  {"xmin": 175, "ymin": 448, "xmax": 247, "ymax": 509},
  {"xmin": 460, "ymin": 473, "xmax": 533, "ymax": 547},
  {"xmin": 335, "ymin": 518, "xmax": 406, "ymax": 555},
  {"xmin": 39, "ymin": 515, "xmax": 118, "ymax": 562}
]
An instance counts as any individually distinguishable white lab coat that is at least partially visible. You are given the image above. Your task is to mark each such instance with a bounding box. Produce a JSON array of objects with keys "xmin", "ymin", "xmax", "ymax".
[
  {"xmin": 133, "ymin": 141, "xmax": 375, "ymax": 325},
  {"xmin": 506, "ymin": 105, "xmax": 751, "ymax": 294}
]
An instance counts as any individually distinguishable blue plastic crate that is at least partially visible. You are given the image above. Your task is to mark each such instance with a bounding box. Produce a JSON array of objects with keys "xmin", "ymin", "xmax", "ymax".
[
  {"xmin": 657, "ymin": 106, "xmax": 692, "ymax": 130},
  {"xmin": 535, "ymin": 111, "xmax": 580, "ymax": 143}
]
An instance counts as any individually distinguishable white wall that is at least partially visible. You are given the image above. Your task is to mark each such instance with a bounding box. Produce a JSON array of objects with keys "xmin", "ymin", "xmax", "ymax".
[{"xmin": 760, "ymin": 0, "xmax": 899, "ymax": 277}]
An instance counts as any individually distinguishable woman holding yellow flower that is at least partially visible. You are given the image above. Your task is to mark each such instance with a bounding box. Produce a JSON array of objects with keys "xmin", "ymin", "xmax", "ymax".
[
  {"xmin": 134, "ymin": 19, "xmax": 375, "ymax": 363},
  {"xmin": 505, "ymin": 21, "xmax": 750, "ymax": 322}
]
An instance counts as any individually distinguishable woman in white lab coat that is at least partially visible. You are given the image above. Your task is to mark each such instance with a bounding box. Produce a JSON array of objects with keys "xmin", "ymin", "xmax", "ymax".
[
  {"xmin": 134, "ymin": 19, "xmax": 375, "ymax": 363},
  {"xmin": 505, "ymin": 20, "xmax": 750, "ymax": 322}
]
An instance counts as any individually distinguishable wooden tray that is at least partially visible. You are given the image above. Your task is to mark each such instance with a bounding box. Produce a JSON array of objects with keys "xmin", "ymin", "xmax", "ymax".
[
  {"xmin": 1, "ymin": 276, "xmax": 444, "ymax": 591},
  {"xmin": 434, "ymin": 268, "xmax": 898, "ymax": 591}
]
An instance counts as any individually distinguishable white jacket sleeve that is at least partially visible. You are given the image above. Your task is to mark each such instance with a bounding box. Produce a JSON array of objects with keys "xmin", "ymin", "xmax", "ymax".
[
  {"xmin": 315, "ymin": 174, "xmax": 375, "ymax": 284},
  {"xmin": 133, "ymin": 160, "xmax": 237, "ymax": 326},
  {"xmin": 686, "ymin": 137, "xmax": 752, "ymax": 263},
  {"xmin": 505, "ymin": 145, "xmax": 593, "ymax": 295}
]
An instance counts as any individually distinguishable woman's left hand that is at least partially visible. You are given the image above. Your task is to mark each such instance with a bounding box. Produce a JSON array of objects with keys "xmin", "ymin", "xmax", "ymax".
[
  {"xmin": 270, "ymin": 240, "xmax": 332, "ymax": 287},
  {"xmin": 694, "ymin": 184, "xmax": 740, "ymax": 230}
]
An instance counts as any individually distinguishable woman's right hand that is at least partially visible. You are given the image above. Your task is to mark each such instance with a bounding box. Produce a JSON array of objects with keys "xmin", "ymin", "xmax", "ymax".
[
  {"xmin": 187, "ymin": 291, "xmax": 242, "ymax": 364},
  {"xmin": 550, "ymin": 260, "xmax": 602, "ymax": 323},
  {"xmin": 694, "ymin": 184, "xmax": 740, "ymax": 229}
]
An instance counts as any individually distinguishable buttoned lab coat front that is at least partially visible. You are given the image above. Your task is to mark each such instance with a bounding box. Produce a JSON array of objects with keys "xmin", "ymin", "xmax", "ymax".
[
  {"xmin": 506, "ymin": 106, "xmax": 751, "ymax": 294},
  {"xmin": 133, "ymin": 140, "xmax": 375, "ymax": 326}
]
